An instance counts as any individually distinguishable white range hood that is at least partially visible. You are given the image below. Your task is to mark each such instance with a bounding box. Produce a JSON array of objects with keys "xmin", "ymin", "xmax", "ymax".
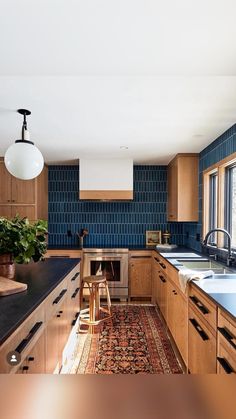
[{"xmin": 79, "ymin": 159, "xmax": 133, "ymax": 200}]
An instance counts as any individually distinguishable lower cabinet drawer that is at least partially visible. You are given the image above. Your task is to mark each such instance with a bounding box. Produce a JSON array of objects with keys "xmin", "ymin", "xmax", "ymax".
[
  {"xmin": 16, "ymin": 331, "xmax": 46, "ymax": 374},
  {"xmin": 217, "ymin": 340, "xmax": 236, "ymax": 374},
  {"xmin": 188, "ymin": 305, "xmax": 216, "ymax": 374},
  {"xmin": 0, "ymin": 304, "xmax": 45, "ymax": 374}
]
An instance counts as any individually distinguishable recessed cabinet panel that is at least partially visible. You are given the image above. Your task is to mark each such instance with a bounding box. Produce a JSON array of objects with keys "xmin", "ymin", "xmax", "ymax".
[
  {"xmin": 11, "ymin": 178, "xmax": 35, "ymax": 204},
  {"xmin": 129, "ymin": 257, "xmax": 152, "ymax": 297},
  {"xmin": 167, "ymin": 154, "xmax": 199, "ymax": 222},
  {"xmin": 0, "ymin": 163, "xmax": 11, "ymax": 203}
]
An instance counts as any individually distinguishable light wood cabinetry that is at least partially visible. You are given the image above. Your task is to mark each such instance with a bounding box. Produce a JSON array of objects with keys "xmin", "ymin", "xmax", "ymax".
[
  {"xmin": 0, "ymin": 159, "xmax": 48, "ymax": 221},
  {"xmin": 0, "ymin": 261, "xmax": 80, "ymax": 374},
  {"xmin": 167, "ymin": 153, "xmax": 199, "ymax": 222},
  {"xmin": 188, "ymin": 297, "xmax": 217, "ymax": 374},
  {"xmin": 217, "ymin": 309, "xmax": 236, "ymax": 374},
  {"xmin": 16, "ymin": 331, "xmax": 45, "ymax": 374},
  {"xmin": 129, "ymin": 251, "xmax": 152, "ymax": 298}
]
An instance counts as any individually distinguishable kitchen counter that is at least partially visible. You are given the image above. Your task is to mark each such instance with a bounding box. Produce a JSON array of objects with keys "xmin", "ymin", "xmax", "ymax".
[
  {"xmin": 47, "ymin": 244, "xmax": 190, "ymax": 251},
  {"xmin": 0, "ymin": 258, "xmax": 81, "ymax": 346}
]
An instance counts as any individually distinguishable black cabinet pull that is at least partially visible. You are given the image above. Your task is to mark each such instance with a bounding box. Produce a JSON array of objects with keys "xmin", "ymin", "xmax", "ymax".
[
  {"xmin": 71, "ymin": 287, "xmax": 80, "ymax": 299},
  {"xmin": 22, "ymin": 366, "xmax": 29, "ymax": 372},
  {"xmin": 154, "ymin": 257, "xmax": 160, "ymax": 263},
  {"xmin": 50, "ymin": 255, "xmax": 70, "ymax": 258},
  {"xmin": 218, "ymin": 327, "xmax": 236, "ymax": 350},
  {"xmin": 217, "ymin": 357, "xmax": 235, "ymax": 374},
  {"xmin": 159, "ymin": 275, "xmax": 166, "ymax": 283},
  {"xmin": 57, "ymin": 314, "xmax": 61, "ymax": 318},
  {"xmin": 189, "ymin": 318, "xmax": 209, "ymax": 341},
  {"xmin": 172, "ymin": 290, "xmax": 177, "ymax": 295},
  {"xmin": 53, "ymin": 288, "xmax": 67, "ymax": 305},
  {"xmin": 28, "ymin": 357, "xmax": 34, "ymax": 362},
  {"xmin": 71, "ymin": 272, "xmax": 80, "ymax": 281},
  {"xmin": 131, "ymin": 256, "xmax": 151, "ymax": 259},
  {"xmin": 71, "ymin": 312, "xmax": 80, "ymax": 327},
  {"xmin": 189, "ymin": 296, "xmax": 209, "ymax": 315},
  {"xmin": 159, "ymin": 262, "xmax": 166, "ymax": 269},
  {"xmin": 59, "ymin": 310, "xmax": 63, "ymax": 314},
  {"xmin": 15, "ymin": 321, "xmax": 43, "ymax": 354}
]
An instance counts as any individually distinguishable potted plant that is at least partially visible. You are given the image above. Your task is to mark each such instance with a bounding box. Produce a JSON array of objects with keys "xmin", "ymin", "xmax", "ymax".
[{"xmin": 0, "ymin": 216, "xmax": 48, "ymax": 279}]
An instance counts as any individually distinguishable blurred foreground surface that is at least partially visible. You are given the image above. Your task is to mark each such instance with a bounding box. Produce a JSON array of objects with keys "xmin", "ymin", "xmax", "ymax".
[{"xmin": 0, "ymin": 375, "xmax": 235, "ymax": 419}]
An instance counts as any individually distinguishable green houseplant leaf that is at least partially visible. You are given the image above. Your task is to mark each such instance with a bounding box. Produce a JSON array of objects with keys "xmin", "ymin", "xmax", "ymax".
[{"xmin": 0, "ymin": 216, "xmax": 48, "ymax": 264}]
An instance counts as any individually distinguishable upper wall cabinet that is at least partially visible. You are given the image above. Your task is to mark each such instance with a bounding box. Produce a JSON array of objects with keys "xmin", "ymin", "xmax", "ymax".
[
  {"xmin": 167, "ymin": 154, "xmax": 199, "ymax": 222},
  {"xmin": 0, "ymin": 159, "xmax": 48, "ymax": 221}
]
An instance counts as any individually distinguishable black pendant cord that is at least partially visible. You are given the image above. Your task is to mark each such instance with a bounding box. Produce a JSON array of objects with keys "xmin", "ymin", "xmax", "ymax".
[{"xmin": 22, "ymin": 113, "xmax": 28, "ymax": 141}]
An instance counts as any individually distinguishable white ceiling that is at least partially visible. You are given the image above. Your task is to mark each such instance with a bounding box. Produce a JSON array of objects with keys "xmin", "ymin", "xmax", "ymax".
[{"xmin": 0, "ymin": 0, "xmax": 236, "ymax": 164}]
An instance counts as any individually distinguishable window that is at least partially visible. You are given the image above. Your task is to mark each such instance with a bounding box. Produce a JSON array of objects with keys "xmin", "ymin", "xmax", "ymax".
[
  {"xmin": 203, "ymin": 151, "xmax": 236, "ymax": 251},
  {"xmin": 208, "ymin": 173, "xmax": 218, "ymax": 244},
  {"xmin": 225, "ymin": 165, "xmax": 236, "ymax": 248}
]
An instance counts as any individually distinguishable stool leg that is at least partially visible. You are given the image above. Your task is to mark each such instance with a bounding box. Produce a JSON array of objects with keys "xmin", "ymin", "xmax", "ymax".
[
  {"xmin": 89, "ymin": 284, "xmax": 96, "ymax": 334},
  {"xmin": 95, "ymin": 283, "xmax": 100, "ymax": 321},
  {"xmin": 105, "ymin": 281, "xmax": 111, "ymax": 315},
  {"xmin": 79, "ymin": 280, "xmax": 84, "ymax": 311}
]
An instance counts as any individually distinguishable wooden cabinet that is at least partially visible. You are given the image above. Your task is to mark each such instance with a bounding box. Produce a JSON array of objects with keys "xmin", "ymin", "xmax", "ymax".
[
  {"xmin": 167, "ymin": 279, "xmax": 187, "ymax": 364},
  {"xmin": 0, "ymin": 159, "xmax": 48, "ymax": 221},
  {"xmin": 129, "ymin": 252, "xmax": 152, "ymax": 298},
  {"xmin": 217, "ymin": 309, "xmax": 236, "ymax": 374},
  {"xmin": 167, "ymin": 153, "xmax": 199, "ymax": 222},
  {"xmin": 188, "ymin": 303, "xmax": 216, "ymax": 374},
  {"xmin": 16, "ymin": 331, "xmax": 45, "ymax": 374}
]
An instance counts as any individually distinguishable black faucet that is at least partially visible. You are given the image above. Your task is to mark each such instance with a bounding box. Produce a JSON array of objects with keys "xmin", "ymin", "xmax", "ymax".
[{"xmin": 202, "ymin": 228, "xmax": 235, "ymax": 267}]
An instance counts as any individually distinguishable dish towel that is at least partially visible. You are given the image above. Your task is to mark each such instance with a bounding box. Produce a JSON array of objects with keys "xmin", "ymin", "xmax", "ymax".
[{"xmin": 178, "ymin": 269, "xmax": 214, "ymax": 293}]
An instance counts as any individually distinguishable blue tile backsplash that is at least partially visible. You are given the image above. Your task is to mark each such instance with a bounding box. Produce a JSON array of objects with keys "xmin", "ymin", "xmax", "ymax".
[
  {"xmin": 183, "ymin": 123, "xmax": 236, "ymax": 252},
  {"xmin": 48, "ymin": 165, "xmax": 184, "ymax": 246}
]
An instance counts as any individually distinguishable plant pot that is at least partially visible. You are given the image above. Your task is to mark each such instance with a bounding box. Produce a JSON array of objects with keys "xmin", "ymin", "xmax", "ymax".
[{"xmin": 0, "ymin": 254, "xmax": 15, "ymax": 279}]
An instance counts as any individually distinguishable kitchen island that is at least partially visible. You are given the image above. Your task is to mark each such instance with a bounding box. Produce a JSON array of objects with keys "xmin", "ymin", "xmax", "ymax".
[{"xmin": 0, "ymin": 258, "xmax": 81, "ymax": 373}]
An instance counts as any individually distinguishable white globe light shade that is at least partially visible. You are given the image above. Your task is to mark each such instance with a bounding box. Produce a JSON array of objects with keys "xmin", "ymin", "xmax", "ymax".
[{"xmin": 4, "ymin": 142, "xmax": 44, "ymax": 180}]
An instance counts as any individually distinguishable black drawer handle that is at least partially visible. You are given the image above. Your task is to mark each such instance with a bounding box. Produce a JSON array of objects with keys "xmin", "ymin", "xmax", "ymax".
[
  {"xmin": 159, "ymin": 275, "xmax": 166, "ymax": 283},
  {"xmin": 71, "ymin": 287, "xmax": 80, "ymax": 299},
  {"xmin": 218, "ymin": 327, "xmax": 236, "ymax": 350},
  {"xmin": 53, "ymin": 288, "xmax": 67, "ymax": 305},
  {"xmin": 131, "ymin": 256, "xmax": 152, "ymax": 259},
  {"xmin": 154, "ymin": 257, "xmax": 160, "ymax": 263},
  {"xmin": 189, "ymin": 318, "xmax": 209, "ymax": 341},
  {"xmin": 217, "ymin": 357, "xmax": 235, "ymax": 374},
  {"xmin": 159, "ymin": 262, "xmax": 166, "ymax": 269},
  {"xmin": 15, "ymin": 321, "xmax": 43, "ymax": 354},
  {"xmin": 189, "ymin": 296, "xmax": 209, "ymax": 315},
  {"xmin": 50, "ymin": 255, "xmax": 70, "ymax": 258},
  {"xmin": 71, "ymin": 272, "xmax": 80, "ymax": 281},
  {"xmin": 71, "ymin": 312, "xmax": 80, "ymax": 327}
]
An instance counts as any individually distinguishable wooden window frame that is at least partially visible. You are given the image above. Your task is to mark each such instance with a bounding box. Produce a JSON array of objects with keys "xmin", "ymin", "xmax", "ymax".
[{"xmin": 203, "ymin": 151, "xmax": 236, "ymax": 249}]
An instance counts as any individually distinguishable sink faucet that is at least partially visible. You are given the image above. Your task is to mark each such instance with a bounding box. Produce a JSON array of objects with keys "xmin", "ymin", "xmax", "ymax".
[{"xmin": 202, "ymin": 228, "xmax": 235, "ymax": 267}]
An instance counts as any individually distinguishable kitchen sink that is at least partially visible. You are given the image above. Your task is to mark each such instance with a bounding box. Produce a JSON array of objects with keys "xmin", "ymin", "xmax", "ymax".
[
  {"xmin": 195, "ymin": 275, "xmax": 236, "ymax": 293},
  {"xmin": 176, "ymin": 258, "xmax": 234, "ymax": 274}
]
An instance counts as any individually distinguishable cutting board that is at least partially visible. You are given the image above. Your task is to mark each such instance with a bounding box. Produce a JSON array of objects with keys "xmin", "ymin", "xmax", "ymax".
[{"xmin": 0, "ymin": 277, "xmax": 27, "ymax": 296}]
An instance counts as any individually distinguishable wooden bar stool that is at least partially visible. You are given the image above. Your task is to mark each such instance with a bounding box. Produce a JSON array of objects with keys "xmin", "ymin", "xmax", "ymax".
[{"xmin": 79, "ymin": 275, "xmax": 112, "ymax": 333}]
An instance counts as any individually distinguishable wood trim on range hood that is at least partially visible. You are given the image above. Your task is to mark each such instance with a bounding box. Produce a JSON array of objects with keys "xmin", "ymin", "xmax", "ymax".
[
  {"xmin": 79, "ymin": 190, "xmax": 133, "ymax": 200},
  {"xmin": 79, "ymin": 159, "xmax": 134, "ymax": 201}
]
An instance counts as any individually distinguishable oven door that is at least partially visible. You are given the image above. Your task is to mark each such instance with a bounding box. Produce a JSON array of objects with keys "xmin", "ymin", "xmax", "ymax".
[{"xmin": 83, "ymin": 254, "xmax": 128, "ymax": 289}]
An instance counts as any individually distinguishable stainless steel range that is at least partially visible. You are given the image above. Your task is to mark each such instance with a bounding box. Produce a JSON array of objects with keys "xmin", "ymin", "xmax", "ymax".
[{"xmin": 83, "ymin": 248, "xmax": 129, "ymax": 298}]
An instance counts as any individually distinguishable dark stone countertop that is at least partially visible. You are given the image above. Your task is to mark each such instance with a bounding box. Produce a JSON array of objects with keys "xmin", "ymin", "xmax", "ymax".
[
  {"xmin": 47, "ymin": 244, "xmax": 191, "ymax": 251},
  {"xmin": 0, "ymin": 258, "xmax": 81, "ymax": 346}
]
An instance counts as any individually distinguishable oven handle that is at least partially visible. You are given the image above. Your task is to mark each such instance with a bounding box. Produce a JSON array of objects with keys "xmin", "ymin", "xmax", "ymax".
[{"xmin": 85, "ymin": 256, "xmax": 126, "ymax": 261}]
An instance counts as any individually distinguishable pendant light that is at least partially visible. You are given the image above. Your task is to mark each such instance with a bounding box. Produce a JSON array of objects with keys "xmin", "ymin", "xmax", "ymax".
[{"xmin": 4, "ymin": 109, "xmax": 44, "ymax": 180}]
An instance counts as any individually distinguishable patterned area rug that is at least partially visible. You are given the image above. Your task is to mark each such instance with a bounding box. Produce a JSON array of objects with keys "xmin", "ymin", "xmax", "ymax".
[{"xmin": 74, "ymin": 305, "xmax": 182, "ymax": 374}]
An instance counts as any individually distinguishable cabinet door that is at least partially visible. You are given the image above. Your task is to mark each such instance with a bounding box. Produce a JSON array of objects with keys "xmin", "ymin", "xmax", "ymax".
[
  {"xmin": 188, "ymin": 305, "xmax": 216, "ymax": 373},
  {"xmin": 58, "ymin": 299, "xmax": 71, "ymax": 360},
  {"xmin": 158, "ymin": 273, "xmax": 167, "ymax": 320},
  {"xmin": 167, "ymin": 159, "xmax": 177, "ymax": 221},
  {"xmin": 21, "ymin": 331, "xmax": 46, "ymax": 374},
  {"xmin": 11, "ymin": 178, "xmax": 35, "ymax": 204},
  {"xmin": 152, "ymin": 258, "xmax": 159, "ymax": 305},
  {"xmin": 11, "ymin": 205, "xmax": 36, "ymax": 221},
  {"xmin": 167, "ymin": 281, "xmax": 176, "ymax": 335},
  {"xmin": 0, "ymin": 205, "xmax": 12, "ymax": 218},
  {"xmin": 0, "ymin": 163, "xmax": 12, "ymax": 203},
  {"xmin": 130, "ymin": 257, "xmax": 152, "ymax": 297},
  {"xmin": 46, "ymin": 312, "xmax": 59, "ymax": 373},
  {"xmin": 174, "ymin": 289, "xmax": 188, "ymax": 365}
]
